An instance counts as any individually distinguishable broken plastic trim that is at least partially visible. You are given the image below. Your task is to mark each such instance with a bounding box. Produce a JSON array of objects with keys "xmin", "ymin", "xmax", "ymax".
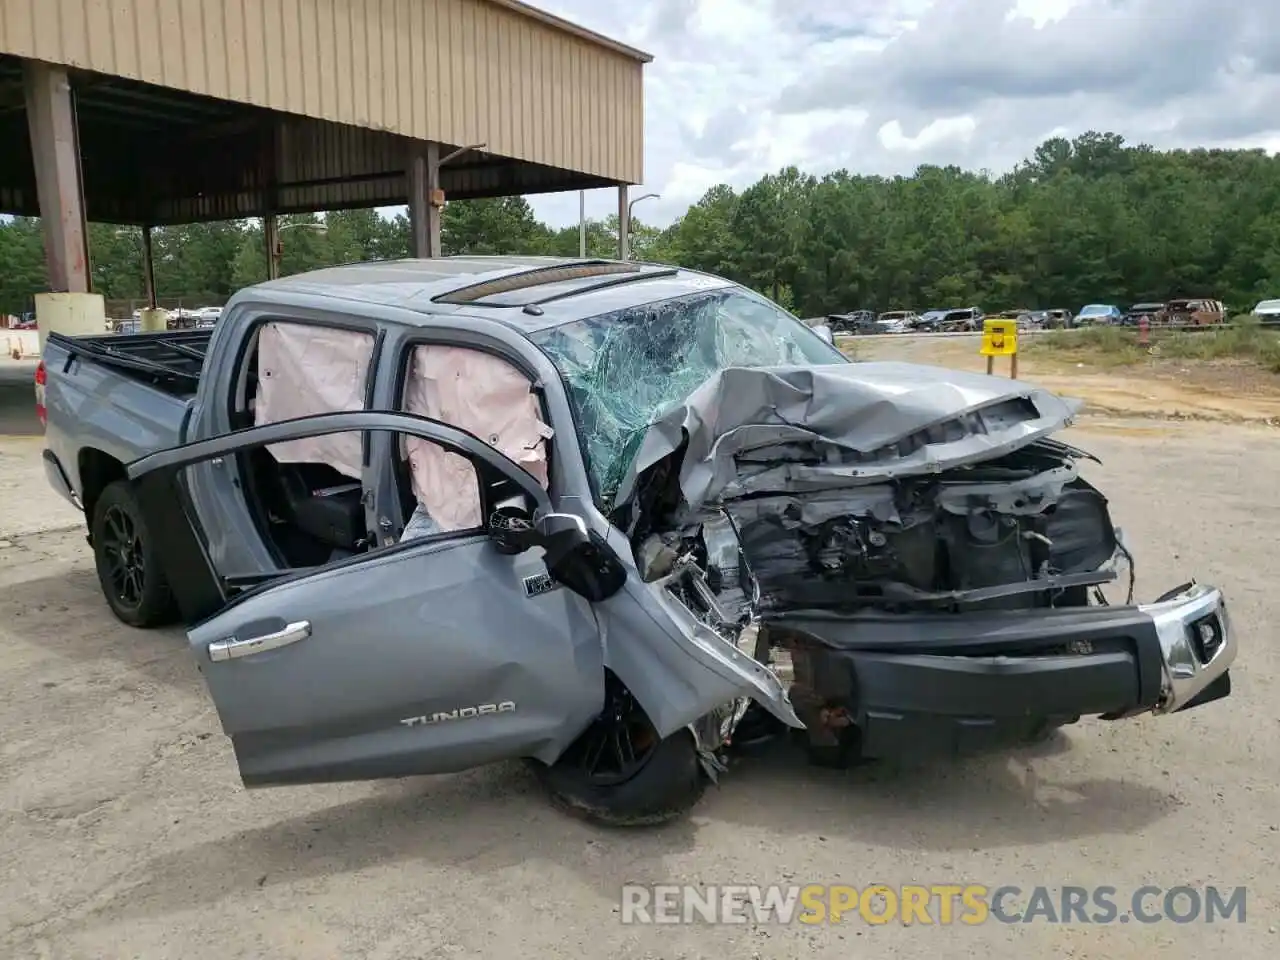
[{"xmin": 431, "ymin": 262, "xmax": 641, "ymax": 304}]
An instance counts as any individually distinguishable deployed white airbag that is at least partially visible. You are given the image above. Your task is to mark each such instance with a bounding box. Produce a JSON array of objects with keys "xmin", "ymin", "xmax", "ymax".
[
  {"xmin": 402, "ymin": 345, "xmax": 552, "ymax": 531},
  {"xmin": 253, "ymin": 322, "xmax": 375, "ymax": 479}
]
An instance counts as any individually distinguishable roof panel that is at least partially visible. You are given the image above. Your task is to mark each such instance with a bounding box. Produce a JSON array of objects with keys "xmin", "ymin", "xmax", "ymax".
[{"xmin": 234, "ymin": 257, "xmax": 738, "ymax": 338}]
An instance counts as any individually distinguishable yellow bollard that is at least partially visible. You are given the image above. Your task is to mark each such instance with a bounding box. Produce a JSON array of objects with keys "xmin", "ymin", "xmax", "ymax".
[
  {"xmin": 979, "ymin": 318, "xmax": 1019, "ymax": 378},
  {"xmin": 34, "ymin": 292, "xmax": 106, "ymax": 354},
  {"xmin": 138, "ymin": 308, "xmax": 169, "ymax": 332}
]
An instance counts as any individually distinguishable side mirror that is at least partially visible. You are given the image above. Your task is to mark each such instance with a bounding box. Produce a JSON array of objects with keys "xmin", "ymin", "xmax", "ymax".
[
  {"xmin": 535, "ymin": 512, "xmax": 593, "ymax": 567},
  {"xmin": 540, "ymin": 513, "xmax": 628, "ymax": 603},
  {"xmin": 488, "ymin": 508, "xmax": 627, "ymax": 602},
  {"xmin": 488, "ymin": 503, "xmax": 538, "ymax": 555}
]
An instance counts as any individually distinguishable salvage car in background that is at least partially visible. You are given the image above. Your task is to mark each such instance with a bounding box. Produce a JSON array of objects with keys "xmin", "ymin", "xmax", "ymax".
[
  {"xmin": 825, "ymin": 310, "xmax": 880, "ymax": 335},
  {"xmin": 1161, "ymin": 298, "xmax": 1225, "ymax": 326},
  {"xmin": 913, "ymin": 309, "xmax": 948, "ymax": 332},
  {"xmin": 1123, "ymin": 302, "xmax": 1165, "ymax": 326},
  {"xmin": 1073, "ymin": 304, "xmax": 1124, "ymax": 326},
  {"xmin": 876, "ymin": 310, "xmax": 918, "ymax": 333},
  {"xmin": 1252, "ymin": 299, "xmax": 1280, "ymax": 324},
  {"xmin": 36, "ymin": 258, "xmax": 1236, "ymax": 826},
  {"xmin": 938, "ymin": 306, "xmax": 984, "ymax": 331},
  {"xmin": 1043, "ymin": 308, "xmax": 1073, "ymax": 329},
  {"xmin": 987, "ymin": 309, "xmax": 1041, "ymax": 331}
]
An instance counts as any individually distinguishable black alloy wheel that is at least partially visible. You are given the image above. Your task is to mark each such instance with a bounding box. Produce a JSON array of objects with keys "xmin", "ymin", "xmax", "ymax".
[
  {"xmin": 100, "ymin": 502, "xmax": 145, "ymax": 608},
  {"xmin": 90, "ymin": 480, "xmax": 178, "ymax": 628},
  {"xmin": 565, "ymin": 673, "xmax": 660, "ymax": 786}
]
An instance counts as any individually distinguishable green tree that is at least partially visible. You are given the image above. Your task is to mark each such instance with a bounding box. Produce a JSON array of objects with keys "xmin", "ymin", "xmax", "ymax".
[
  {"xmin": 7, "ymin": 132, "xmax": 1280, "ymax": 320},
  {"xmin": 441, "ymin": 197, "xmax": 552, "ymax": 255}
]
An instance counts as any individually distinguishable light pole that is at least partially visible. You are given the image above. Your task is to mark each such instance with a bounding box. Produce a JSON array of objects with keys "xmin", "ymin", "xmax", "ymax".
[
  {"xmin": 411, "ymin": 142, "xmax": 485, "ymax": 257},
  {"xmin": 269, "ymin": 220, "xmax": 327, "ymax": 279},
  {"xmin": 623, "ymin": 192, "xmax": 659, "ymax": 260},
  {"xmin": 439, "ymin": 142, "xmax": 486, "ymax": 166},
  {"xmin": 579, "ymin": 190, "xmax": 586, "ymax": 257}
]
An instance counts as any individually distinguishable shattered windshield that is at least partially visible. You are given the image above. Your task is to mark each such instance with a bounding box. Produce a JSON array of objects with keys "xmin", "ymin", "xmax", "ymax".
[{"xmin": 529, "ymin": 287, "xmax": 847, "ymax": 507}]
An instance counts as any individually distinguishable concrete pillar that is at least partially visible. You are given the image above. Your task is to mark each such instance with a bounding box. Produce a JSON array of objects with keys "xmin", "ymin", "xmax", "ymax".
[
  {"xmin": 407, "ymin": 141, "xmax": 442, "ymax": 258},
  {"xmin": 34, "ymin": 293, "xmax": 106, "ymax": 353},
  {"xmin": 617, "ymin": 186, "xmax": 630, "ymax": 261},
  {"xmin": 25, "ymin": 59, "xmax": 106, "ymax": 345},
  {"xmin": 264, "ymin": 215, "xmax": 280, "ymax": 280},
  {"xmin": 141, "ymin": 226, "xmax": 157, "ymax": 308},
  {"xmin": 24, "ymin": 61, "xmax": 89, "ymax": 295}
]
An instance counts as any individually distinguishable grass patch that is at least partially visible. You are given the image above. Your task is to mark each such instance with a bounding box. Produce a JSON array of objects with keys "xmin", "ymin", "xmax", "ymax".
[
  {"xmin": 1030, "ymin": 321, "xmax": 1280, "ymax": 373},
  {"xmin": 1028, "ymin": 326, "xmax": 1147, "ymax": 367}
]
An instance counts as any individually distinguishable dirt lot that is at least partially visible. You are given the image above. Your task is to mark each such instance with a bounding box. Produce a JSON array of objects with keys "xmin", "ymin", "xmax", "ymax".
[
  {"xmin": 1, "ymin": 358, "xmax": 1276, "ymax": 958},
  {"xmin": 848, "ymin": 332, "xmax": 1280, "ymax": 423}
]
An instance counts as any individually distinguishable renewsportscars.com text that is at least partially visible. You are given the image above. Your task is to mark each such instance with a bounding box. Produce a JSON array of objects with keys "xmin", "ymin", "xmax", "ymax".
[{"xmin": 619, "ymin": 884, "xmax": 1247, "ymax": 926}]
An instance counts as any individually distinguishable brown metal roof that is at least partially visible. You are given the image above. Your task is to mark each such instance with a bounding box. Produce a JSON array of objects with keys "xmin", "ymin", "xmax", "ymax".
[{"xmin": 0, "ymin": 0, "xmax": 648, "ymax": 223}]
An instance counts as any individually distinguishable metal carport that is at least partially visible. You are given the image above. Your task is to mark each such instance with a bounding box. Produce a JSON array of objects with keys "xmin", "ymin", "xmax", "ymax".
[{"xmin": 0, "ymin": 0, "xmax": 650, "ymax": 329}]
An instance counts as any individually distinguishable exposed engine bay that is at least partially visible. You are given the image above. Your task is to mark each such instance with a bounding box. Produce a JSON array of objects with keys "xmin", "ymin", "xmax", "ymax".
[
  {"xmin": 562, "ymin": 355, "xmax": 1229, "ymax": 768},
  {"xmin": 627, "ymin": 436, "xmax": 1137, "ymax": 761}
]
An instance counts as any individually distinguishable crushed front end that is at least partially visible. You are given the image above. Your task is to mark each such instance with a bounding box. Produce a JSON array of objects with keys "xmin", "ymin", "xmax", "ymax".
[{"xmin": 614, "ymin": 364, "xmax": 1235, "ymax": 765}]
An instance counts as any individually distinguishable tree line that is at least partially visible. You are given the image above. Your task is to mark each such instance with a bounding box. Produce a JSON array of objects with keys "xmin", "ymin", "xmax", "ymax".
[{"xmin": 2, "ymin": 131, "xmax": 1278, "ymax": 318}]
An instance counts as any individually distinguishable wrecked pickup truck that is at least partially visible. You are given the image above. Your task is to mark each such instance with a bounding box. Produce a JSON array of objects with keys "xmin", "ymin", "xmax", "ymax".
[{"xmin": 37, "ymin": 257, "xmax": 1235, "ymax": 825}]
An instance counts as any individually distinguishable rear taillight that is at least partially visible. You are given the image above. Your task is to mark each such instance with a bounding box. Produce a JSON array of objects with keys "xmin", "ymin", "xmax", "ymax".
[{"xmin": 34, "ymin": 360, "xmax": 46, "ymax": 429}]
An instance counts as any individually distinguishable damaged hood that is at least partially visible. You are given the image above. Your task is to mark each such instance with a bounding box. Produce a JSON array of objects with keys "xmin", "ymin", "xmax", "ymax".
[{"xmin": 614, "ymin": 362, "xmax": 1083, "ymax": 512}]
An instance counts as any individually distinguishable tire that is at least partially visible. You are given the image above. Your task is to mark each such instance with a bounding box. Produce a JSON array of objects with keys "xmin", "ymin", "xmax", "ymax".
[
  {"xmin": 91, "ymin": 480, "xmax": 179, "ymax": 628},
  {"xmin": 533, "ymin": 728, "xmax": 707, "ymax": 827},
  {"xmin": 531, "ymin": 674, "xmax": 708, "ymax": 826}
]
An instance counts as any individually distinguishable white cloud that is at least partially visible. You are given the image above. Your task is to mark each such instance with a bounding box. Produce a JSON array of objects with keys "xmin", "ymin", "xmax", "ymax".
[
  {"xmin": 500, "ymin": 0, "xmax": 1280, "ymax": 228},
  {"xmin": 878, "ymin": 116, "xmax": 977, "ymax": 153}
]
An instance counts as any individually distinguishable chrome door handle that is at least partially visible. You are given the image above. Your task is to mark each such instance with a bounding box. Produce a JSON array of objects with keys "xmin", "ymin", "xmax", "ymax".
[{"xmin": 208, "ymin": 620, "xmax": 311, "ymax": 662}]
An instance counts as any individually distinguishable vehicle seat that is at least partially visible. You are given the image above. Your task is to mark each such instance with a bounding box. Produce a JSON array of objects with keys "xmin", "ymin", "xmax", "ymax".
[{"xmin": 276, "ymin": 462, "xmax": 366, "ymax": 551}]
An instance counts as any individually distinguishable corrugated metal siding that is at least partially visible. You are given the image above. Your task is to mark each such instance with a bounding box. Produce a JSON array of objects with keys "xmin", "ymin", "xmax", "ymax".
[
  {"xmin": 56, "ymin": 110, "xmax": 614, "ymax": 224},
  {"xmin": 0, "ymin": 0, "xmax": 645, "ymax": 183}
]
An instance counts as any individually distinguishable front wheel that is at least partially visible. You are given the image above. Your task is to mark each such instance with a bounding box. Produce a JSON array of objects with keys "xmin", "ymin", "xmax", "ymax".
[
  {"xmin": 91, "ymin": 480, "xmax": 179, "ymax": 628},
  {"xmin": 531, "ymin": 675, "xmax": 707, "ymax": 826}
]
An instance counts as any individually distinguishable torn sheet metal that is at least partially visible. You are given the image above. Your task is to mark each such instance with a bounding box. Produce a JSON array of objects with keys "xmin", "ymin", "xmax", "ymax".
[{"xmin": 613, "ymin": 363, "xmax": 1083, "ymax": 512}]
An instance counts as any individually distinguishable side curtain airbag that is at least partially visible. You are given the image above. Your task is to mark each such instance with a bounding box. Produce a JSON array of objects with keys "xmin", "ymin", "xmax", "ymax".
[
  {"xmin": 402, "ymin": 345, "xmax": 552, "ymax": 531},
  {"xmin": 253, "ymin": 322, "xmax": 375, "ymax": 479}
]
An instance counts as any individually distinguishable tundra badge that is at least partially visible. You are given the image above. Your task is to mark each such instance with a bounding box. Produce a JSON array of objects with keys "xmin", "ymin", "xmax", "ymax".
[{"xmin": 400, "ymin": 702, "xmax": 516, "ymax": 728}]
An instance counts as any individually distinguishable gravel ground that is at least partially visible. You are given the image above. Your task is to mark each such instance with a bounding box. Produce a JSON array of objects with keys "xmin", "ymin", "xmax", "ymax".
[
  {"xmin": 847, "ymin": 334, "xmax": 1280, "ymax": 424},
  {"xmin": 0, "ymin": 410, "xmax": 1274, "ymax": 959}
]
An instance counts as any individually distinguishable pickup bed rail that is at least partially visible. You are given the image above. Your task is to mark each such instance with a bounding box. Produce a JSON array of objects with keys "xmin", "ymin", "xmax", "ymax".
[{"xmin": 45, "ymin": 329, "xmax": 212, "ymax": 397}]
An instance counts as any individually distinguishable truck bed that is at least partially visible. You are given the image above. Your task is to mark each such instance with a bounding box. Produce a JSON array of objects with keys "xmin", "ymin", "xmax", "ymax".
[{"xmin": 45, "ymin": 329, "xmax": 211, "ymax": 398}]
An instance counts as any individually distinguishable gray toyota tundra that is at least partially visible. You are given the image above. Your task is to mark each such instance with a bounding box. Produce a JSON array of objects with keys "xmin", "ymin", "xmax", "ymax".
[{"xmin": 35, "ymin": 256, "xmax": 1236, "ymax": 825}]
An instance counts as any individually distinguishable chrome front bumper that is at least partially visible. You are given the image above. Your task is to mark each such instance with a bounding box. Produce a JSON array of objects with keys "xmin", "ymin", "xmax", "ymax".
[{"xmin": 1139, "ymin": 582, "xmax": 1235, "ymax": 714}]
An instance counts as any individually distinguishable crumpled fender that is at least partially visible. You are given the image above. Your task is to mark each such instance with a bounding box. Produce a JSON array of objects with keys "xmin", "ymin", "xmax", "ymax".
[{"xmin": 592, "ymin": 528, "xmax": 802, "ymax": 739}]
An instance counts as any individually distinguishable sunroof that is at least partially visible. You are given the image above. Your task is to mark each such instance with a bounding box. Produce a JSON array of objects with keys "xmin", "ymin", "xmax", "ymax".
[{"xmin": 432, "ymin": 261, "xmax": 641, "ymax": 305}]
